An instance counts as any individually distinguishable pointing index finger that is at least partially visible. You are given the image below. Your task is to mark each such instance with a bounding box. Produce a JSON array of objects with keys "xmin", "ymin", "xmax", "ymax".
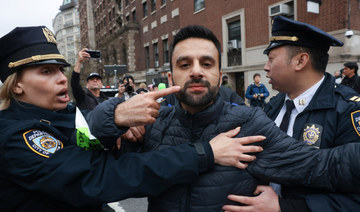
[{"xmin": 149, "ymin": 86, "xmax": 181, "ymax": 99}]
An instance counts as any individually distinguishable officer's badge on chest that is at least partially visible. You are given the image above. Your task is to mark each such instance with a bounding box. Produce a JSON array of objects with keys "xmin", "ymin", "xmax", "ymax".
[
  {"xmin": 23, "ymin": 130, "xmax": 63, "ymax": 158},
  {"xmin": 301, "ymin": 123, "xmax": 323, "ymax": 148}
]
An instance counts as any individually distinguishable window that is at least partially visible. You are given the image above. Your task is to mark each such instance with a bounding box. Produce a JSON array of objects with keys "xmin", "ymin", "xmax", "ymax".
[
  {"xmin": 113, "ymin": 48, "xmax": 117, "ymax": 64},
  {"xmin": 125, "ymin": 0, "xmax": 129, "ymax": 6},
  {"xmin": 194, "ymin": 0, "xmax": 204, "ymax": 12},
  {"xmin": 65, "ymin": 20, "xmax": 73, "ymax": 27},
  {"xmin": 145, "ymin": 46, "xmax": 150, "ymax": 68},
  {"xmin": 118, "ymin": 0, "xmax": 122, "ymax": 10},
  {"xmin": 132, "ymin": 10, "xmax": 136, "ymax": 22},
  {"xmin": 151, "ymin": 0, "xmax": 156, "ymax": 12},
  {"xmin": 153, "ymin": 43, "xmax": 159, "ymax": 67},
  {"xmin": 122, "ymin": 44, "xmax": 127, "ymax": 65},
  {"xmin": 143, "ymin": 2, "xmax": 148, "ymax": 17},
  {"xmin": 103, "ymin": 18, "xmax": 107, "ymax": 27},
  {"xmin": 161, "ymin": 0, "xmax": 166, "ymax": 6},
  {"xmin": 68, "ymin": 51, "xmax": 75, "ymax": 58},
  {"xmin": 126, "ymin": 15, "xmax": 130, "ymax": 22},
  {"xmin": 227, "ymin": 20, "xmax": 242, "ymax": 66},
  {"xmin": 163, "ymin": 39, "xmax": 169, "ymax": 63},
  {"xmin": 66, "ymin": 36, "xmax": 73, "ymax": 42},
  {"xmin": 65, "ymin": 13, "xmax": 72, "ymax": 19},
  {"xmin": 67, "ymin": 43, "xmax": 74, "ymax": 49},
  {"xmin": 65, "ymin": 28, "xmax": 73, "ymax": 33},
  {"xmin": 228, "ymin": 21, "xmax": 240, "ymax": 42}
]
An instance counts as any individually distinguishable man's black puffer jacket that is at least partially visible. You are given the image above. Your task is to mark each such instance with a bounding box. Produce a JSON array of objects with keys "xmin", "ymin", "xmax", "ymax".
[
  {"xmin": 144, "ymin": 95, "xmax": 258, "ymax": 212},
  {"xmin": 144, "ymin": 95, "xmax": 360, "ymax": 212}
]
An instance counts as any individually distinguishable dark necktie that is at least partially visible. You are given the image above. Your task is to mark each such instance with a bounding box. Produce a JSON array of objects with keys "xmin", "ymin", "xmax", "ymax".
[{"xmin": 279, "ymin": 100, "xmax": 295, "ymax": 132}]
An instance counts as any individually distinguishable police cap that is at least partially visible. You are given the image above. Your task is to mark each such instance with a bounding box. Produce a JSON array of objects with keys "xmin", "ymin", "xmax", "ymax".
[
  {"xmin": 87, "ymin": 73, "xmax": 102, "ymax": 81},
  {"xmin": 263, "ymin": 16, "xmax": 343, "ymax": 54},
  {"xmin": 0, "ymin": 26, "xmax": 70, "ymax": 82}
]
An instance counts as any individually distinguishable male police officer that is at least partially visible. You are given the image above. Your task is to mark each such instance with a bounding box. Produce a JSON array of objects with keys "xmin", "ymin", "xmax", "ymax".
[{"xmin": 223, "ymin": 16, "xmax": 360, "ymax": 212}]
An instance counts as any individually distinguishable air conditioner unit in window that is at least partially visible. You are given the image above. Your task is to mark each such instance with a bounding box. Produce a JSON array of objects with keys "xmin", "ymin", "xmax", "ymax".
[
  {"xmin": 269, "ymin": 4, "xmax": 292, "ymax": 17},
  {"xmin": 228, "ymin": 40, "xmax": 238, "ymax": 50}
]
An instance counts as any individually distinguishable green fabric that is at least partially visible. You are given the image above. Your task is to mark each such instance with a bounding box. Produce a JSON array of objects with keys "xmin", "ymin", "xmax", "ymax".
[{"xmin": 76, "ymin": 127, "xmax": 104, "ymax": 150}]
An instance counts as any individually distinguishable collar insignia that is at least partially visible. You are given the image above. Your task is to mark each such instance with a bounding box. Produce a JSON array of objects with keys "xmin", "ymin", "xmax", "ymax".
[
  {"xmin": 302, "ymin": 124, "xmax": 322, "ymax": 147},
  {"xmin": 299, "ymin": 99, "xmax": 306, "ymax": 105},
  {"xmin": 23, "ymin": 130, "xmax": 63, "ymax": 158},
  {"xmin": 351, "ymin": 110, "xmax": 360, "ymax": 136}
]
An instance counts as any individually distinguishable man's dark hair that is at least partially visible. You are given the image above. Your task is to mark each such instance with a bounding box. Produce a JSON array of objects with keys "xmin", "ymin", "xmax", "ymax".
[
  {"xmin": 253, "ymin": 73, "xmax": 261, "ymax": 80},
  {"xmin": 221, "ymin": 75, "xmax": 228, "ymax": 86},
  {"xmin": 123, "ymin": 75, "xmax": 134, "ymax": 83},
  {"xmin": 285, "ymin": 45, "xmax": 329, "ymax": 73},
  {"xmin": 169, "ymin": 25, "xmax": 222, "ymax": 72},
  {"xmin": 344, "ymin": 62, "xmax": 359, "ymax": 75}
]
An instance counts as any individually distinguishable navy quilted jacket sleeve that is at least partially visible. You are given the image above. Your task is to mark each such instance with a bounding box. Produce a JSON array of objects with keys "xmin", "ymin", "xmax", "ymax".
[{"xmin": 244, "ymin": 107, "xmax": 360, "ymax": 192}]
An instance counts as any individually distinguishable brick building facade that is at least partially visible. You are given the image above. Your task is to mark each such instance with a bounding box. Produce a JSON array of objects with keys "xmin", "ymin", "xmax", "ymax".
[{"xmin": 78, "ymin": 0, "xmax": 360, "ymax": 98}]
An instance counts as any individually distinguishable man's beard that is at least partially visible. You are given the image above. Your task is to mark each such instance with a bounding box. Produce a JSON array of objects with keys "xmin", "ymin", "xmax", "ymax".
[{"xmin": 175, "ymin": 78, "xmax": 219, "ymax": 107}]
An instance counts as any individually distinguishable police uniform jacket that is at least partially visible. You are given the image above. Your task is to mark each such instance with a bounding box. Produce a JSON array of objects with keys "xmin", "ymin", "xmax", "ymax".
[
  {"xmin": 264, "ymin": 73, "xmax": 360, "ymax": 212},
  {"xmin": 71, "ymin": 71, "xmax": 109, "ymax": 110},
  {"xmin": 0, "ymin": 98, "xmax": 215, "ymax": 211},
  {"xmin": 143, "ymin": 94, "xmax": 360, "ymax": 212}
]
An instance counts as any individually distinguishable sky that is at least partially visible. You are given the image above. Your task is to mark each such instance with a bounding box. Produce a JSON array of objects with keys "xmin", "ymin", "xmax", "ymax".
[{"xmin": 0, "ymin": 0, "xmax": 64, "ymax": 37}]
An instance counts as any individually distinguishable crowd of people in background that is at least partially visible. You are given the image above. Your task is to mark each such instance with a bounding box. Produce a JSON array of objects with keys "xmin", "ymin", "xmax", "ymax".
[{"xmin": 70, "ymin": 48, "xmax": 359, "ymax": 112}]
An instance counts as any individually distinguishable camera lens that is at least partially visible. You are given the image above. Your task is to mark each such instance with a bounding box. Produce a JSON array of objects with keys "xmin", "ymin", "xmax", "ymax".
[{"xmin": 126, "ymin": 85, "xmax": 133, "ymax": 93}]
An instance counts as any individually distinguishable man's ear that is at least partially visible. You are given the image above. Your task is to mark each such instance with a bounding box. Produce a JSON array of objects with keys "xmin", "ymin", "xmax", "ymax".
[
  {"xmin": 294, "ymin": 53, "xmax": 310, "ymax": 71},
  {"xmin": 13, "ymin": 82, "xmax": 24, "ymax": 95},
  {"xmin": 167, "ymin": 72, "xmax": 172, "ymax": 85}
]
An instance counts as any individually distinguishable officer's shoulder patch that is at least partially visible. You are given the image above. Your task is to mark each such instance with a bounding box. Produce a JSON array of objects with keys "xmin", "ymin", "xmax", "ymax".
[
  {"xmin": 23, "ymin": 130, "xmax": 63, "ymax": 158},
  {"xmin": 351, "ymin": 110, "xmax": 360, "ymax": 136}
]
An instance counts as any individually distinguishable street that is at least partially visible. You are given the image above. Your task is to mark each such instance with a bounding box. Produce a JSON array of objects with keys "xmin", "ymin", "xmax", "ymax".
[{"xmin": 108, "ymin": 198, "xmax": 148, "ymax": 212}]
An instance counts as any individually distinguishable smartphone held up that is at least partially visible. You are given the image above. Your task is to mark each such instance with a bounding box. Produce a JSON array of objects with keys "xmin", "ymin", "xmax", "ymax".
[{"xmin": 85, "ymin": 50, "xmax": 101, "ymax": 59}]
